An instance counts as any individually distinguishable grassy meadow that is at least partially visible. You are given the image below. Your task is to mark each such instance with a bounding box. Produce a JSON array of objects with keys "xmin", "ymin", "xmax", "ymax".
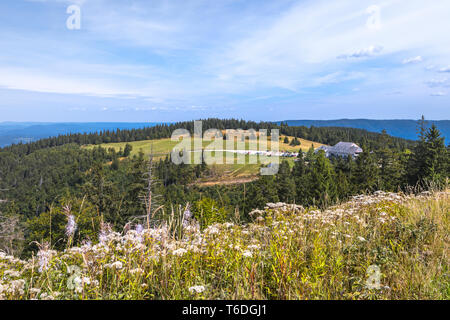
[
  {"xmin": 84, "ymin": 135, "xmax": 323, "ymax": 182},
  {"xmin": 84, "ymin": 135, "xmax": 323, "ymax": 157},
  {"xmin": 1, "ymin": 190, "xmax": 448, "ymax": 300}
]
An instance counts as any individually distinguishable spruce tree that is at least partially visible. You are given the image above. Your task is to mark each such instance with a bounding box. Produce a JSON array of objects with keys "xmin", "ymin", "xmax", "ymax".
[
  {"xmin": 276, "ymin": 160, "xmax": 296, "ymax": 203},
  {"xmin": 307, "ymin": 151, "xmax": 337, "ymax": 207},
  {"xmin": 352, "ymin": 147, "xmax": 379, "ymax": 193},
  {"xmin": 423, "ymin": 124, "xmax": 448, "ymax": 185}
]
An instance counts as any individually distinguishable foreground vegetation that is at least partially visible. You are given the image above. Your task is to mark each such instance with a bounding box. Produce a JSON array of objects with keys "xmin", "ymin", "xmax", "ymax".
[{"xmin": 1, "ymin": 190, "xmax": 448, "ymax": 300}]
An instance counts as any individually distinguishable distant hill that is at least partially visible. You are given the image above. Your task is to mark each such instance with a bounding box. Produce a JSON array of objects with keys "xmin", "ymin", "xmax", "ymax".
[
  {"xmin": 0, "ymin": 122, "xmax": 164, "ymax": 147},
  {"xmin": 1, "ymin": 119, "xmax": 448, "ymax": 147},
  {"xmin": 276, "ymin": 119, "xmax": 450, "ymax": 142}
]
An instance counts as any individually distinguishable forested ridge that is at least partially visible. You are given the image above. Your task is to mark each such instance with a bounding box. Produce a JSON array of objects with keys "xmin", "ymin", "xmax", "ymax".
[
  {"xmin": 1, "ymin": 118, "xmax": 414, "ymax": 156},
  {"xmin": 0, "ymin": 118, "xmax": 448, "ymax": 257}
]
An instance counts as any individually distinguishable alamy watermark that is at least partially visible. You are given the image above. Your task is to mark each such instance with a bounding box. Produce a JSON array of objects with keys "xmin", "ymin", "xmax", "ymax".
[
  {"xmin": 66, "ymin": 5, "xmax": 81, "ymax": 30},
  {"xmin": 170, "ymin": 121, "xmax": 280, "ymax": 175},
  {"xmin": 366, "ymin": 5, "xmax": 381, "ymax": 30}
]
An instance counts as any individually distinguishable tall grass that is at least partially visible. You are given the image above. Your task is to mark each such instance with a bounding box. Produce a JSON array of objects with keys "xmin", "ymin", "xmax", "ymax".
[{"xmin": 0, "ymin": 190, "xmax": 448, "ymax": 300}]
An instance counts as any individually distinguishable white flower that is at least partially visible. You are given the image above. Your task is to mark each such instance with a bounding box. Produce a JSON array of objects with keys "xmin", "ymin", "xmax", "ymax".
[
  {"xmin": 183, "ymin": 209, "xmax": 192, "ymax": 221},
  {"xmin": 242, "ymin": 250, "xmax": 253, "ymax": 258},
  {"xmin": 3, "ymin": 270, "xmax": 21, "ymax": 277},
  {"xmin": 188, "ymin": 285, "xmax": 205, "ymax": 294},
  {"xmin": 172, "ymin": 248, "xmax": 188, "ymax": 256},
  {"xmin": 65, "ymin": 215, "xmax": 77, "ymax": 237},
  {"xmin": 130, "ymin": 268, "xmax": 143, "ymax": 275},
  {"xmin": 135, "ymin": 224, "xmax": 144, "ymax": 234},
  {"xmin": 37, "ymin": 248, "xmax": 56, "ymax": 273},
  {"xmin": 29, "ymin": 288, "xmax": 41, "ymax": 295},
  {"xmin": 357, "ymin": 236, "xmax": 367, "ymax": 242},
  {"xmin": 205, "ymin": 226, "xmax": 219, "ymax": 235},
  {"xmin": 108, "ymin": 261, "xmax": 123, "ymax": 270}
]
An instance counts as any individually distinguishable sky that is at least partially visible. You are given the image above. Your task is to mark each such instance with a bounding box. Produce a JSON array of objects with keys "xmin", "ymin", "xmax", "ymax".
[{"xmin": 0, "ymin": 0, "xmax": 449, "ymax": 122}]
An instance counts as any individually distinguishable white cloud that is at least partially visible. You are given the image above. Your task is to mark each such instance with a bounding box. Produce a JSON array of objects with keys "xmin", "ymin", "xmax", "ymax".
[
  {"xmin": 3, "ymin": 0, "xmax": 450, "ymax": 119},
  {"xmin": 426, "ymin": 78, "xmax": 448, "ymax": 88},
  {"xmin": 430, "ymin": 92, "xmax": 446, "ymax": 96},
  {"xmin": 68, "ymin": 107, "xmax": 87, "ymax": 111},
  {"xmin": 402, "ymin": 56, "xmax": 423, "ymax": 64},
  {"xmin": 337, "ymin": 45, "xmax": 383, "ymax": 59},
  {"xmin": 438, "ymin": 66, "xmax": 450, "ymax": 73}
]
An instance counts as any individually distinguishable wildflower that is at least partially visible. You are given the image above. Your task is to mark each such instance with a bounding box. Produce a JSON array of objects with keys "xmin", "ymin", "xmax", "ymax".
[
  {"xmin": 135, "ymin": 224, "xmax": 144, "ymax": 234},
  {"xmin": 183, "ymin": 208, "xmax": 192, "ymax": 221},
  {"xmin": 130, "ymin": 268, "xmax": 143, "ymax": 275},
  {"xmin": 72, "ymin": 276, "xmax": 83, "ymax": 293},
  {"xmin": 99, "ymin": 223, "xmax": 113, "ymax": 244},
  {"xmin": 205, "ymin": 225, "xmax": 219, "ymax": 235},
  {"xmin": 247, "ymin": 244, "xmax": 260, "ymax": 250},
  {"xmin": 3, "ymin": 270, "xmax": 21, "ymax": 278},
  {"xmin": 5, "ymin": 279, "xmax": 26, "ymax": 295},
  {"xmin": 242, "ymin": 250, "xmax": 253, "ymax": 258},
  {"xmin": 172, "ymin": 248, "xmax": 188, "ymax": 257},
  {"xmin": 108, "ymin": 261, "xmax": 123, "ymax": 270},
  {"xmin": 184, "ymin": 223, "xmax": 200, "ymax": 233},
  {"xmin": 188, "ymin": 285, "xmax": 205, "ymax": 294},
  {"xmin": 357, "ymin": 236, "xmax": 367, "ymax": 242},
  {"xmin": 65, "ymin": 214, "xmax": 77, "ymax": 238},
  {"xmin": 37, "ymin": 245, "xmax": 56, "ymax": 273},
  {"xmin": 29, "ymin": 288, "xmax": 41, "ymax": 295},
  {"xmin": 39, "ymin": 292, "xmax": 55, "ymax": 300}
]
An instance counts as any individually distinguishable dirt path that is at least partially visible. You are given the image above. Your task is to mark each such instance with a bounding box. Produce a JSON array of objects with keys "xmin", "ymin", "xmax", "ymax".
[{"xmin": 191, "ymin": 176, "xmax": 258, "ymax": 187}]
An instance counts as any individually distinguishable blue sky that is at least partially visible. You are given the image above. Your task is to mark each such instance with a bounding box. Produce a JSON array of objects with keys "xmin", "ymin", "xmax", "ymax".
[{"xmin": 0, "ymin": 0, "xmax": 449, "ymax": 122}]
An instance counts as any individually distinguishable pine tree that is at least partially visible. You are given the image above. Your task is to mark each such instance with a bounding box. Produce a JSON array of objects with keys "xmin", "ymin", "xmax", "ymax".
[
  {"xmin": 352, "ymin": 147, "xmax": 379, "ymax": 193},
  {"xmin": 292, "ymin": 152, "xmax": 308, "ymax": 204},
  {"xmin": 407, "ymin": 116, "xmax": 429, "ymax": 185},
  {"xmin": 378, "ymin": 129, "xmax": 403, "ymax": 191},
  {"xmin": 123, "ymin": 143, "xmax": 133, "ymax": 157},
  {"xmin": 307, "ymin": 151, "xmax": 337, "ymax": 207},
  {"xmin": 276, "ymin": 160, "xmax": 296, "ymax": 203},
  {"xmin": 422, "ymin": 124, "xmax": 448, "ymax": 185}
]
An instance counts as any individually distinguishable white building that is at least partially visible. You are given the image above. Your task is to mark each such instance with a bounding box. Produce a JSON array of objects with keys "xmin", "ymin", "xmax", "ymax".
[{"xmin": 315, "ymin": 142, "xmax": 363, "ymax": 158}]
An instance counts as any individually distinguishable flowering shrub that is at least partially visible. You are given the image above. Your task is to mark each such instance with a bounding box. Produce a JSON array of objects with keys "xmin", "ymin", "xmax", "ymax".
[{"xmin": 0, "ymin": 191, "xmax": 448, "ymax": 300}]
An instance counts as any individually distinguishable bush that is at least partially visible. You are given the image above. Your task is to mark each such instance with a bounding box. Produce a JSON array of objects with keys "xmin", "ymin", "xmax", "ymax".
[{"xmin": 191, "ymin": 198, "xmax": 228, "ymax": 228}]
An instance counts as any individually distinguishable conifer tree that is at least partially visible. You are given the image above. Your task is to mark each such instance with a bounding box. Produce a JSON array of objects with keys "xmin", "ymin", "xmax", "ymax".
[
  {"xmin": 276, "ymin": 160, "xmax": 296, "ymax": 203},
  {"xmin": 352, "ymin": 147, "xmax": 379, "ymax": 192},
  {"xmin": 307, "ymin": 151, "xmax": 337, "ymax": 207}
]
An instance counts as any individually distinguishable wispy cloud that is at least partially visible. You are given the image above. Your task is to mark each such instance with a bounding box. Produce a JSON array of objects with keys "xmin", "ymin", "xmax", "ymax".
[
  {"xmin": 430, "ymin": 91, "xmax": 447, "ymax": 96},
  {"xmin": 426, "ymin": 78, "xmax": 448, "ymax": 88},
  {"xmin": 402, "ymin": 56, "xmax": 423, "ymax": 64},
  {"xmin": 338, "ymin": 45, "xmax": 383, "ymax": 59},
  {"xmin": 1, "ymin": 0, "xmax": 450, "ymax": 121}
]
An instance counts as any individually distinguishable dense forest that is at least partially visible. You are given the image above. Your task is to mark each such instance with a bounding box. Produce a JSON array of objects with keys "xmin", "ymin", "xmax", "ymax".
[{"xmin": 0, "ymin": 117, "xmax": 448, "ymax": 257}]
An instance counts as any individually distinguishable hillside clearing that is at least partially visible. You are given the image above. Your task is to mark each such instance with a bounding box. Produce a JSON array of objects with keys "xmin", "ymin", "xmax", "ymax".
[{"xmin": 83, "ymin": 136, "xmax": 323, "ymax": 182}]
